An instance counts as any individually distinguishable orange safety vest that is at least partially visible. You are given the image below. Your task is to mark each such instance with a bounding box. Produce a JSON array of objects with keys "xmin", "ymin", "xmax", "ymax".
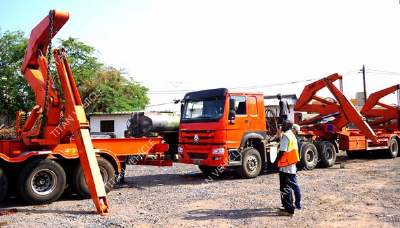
[{"xmin": 278, "ymin": 131, "xmax": 300, "ymax": 167}]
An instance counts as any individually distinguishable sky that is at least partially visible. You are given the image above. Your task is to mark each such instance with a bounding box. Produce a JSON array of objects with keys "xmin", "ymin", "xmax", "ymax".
[{"xmin": 1, "ymin": 0, "xmax": 400, "ymax": 112}]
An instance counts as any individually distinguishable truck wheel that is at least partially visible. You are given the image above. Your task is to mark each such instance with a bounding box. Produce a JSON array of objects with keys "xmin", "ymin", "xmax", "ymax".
[
  {"xmin": 386, "ymin": 138, "xmax": 399, "ymax": 158},
  {"xmin": 318, "ymin": 141, "xmax": 337, "ymax": 168},
  {"xmin": 72, "ymin": 157, "xmax": 115, "ymax": 199},
  {"xmin": 237, "ymin": 148, "xmax": 262, "ymax": 179},
  {"xmin": 0, "ymin": 167, "xmax": 8, "ymax": 203},
  {"xmin": 17, "ymin": 159, "xmax": 66, "ymax": 204},
  {"xmin": 198, "ymin": 165, "xmax": 217, "ymax": 175},
  {"xmin": 297, "ymin": 142, "xmax": 318, "ymax": 170}
]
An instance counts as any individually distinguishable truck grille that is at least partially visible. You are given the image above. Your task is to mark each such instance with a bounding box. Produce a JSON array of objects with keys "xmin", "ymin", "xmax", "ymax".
[
  {"xmin": 188, "ymin": 153, "xmax": 208, "ymax": 159},
  {"xmin": 181, "ymin": 130, "xmax": 216, "ymax": 144}
]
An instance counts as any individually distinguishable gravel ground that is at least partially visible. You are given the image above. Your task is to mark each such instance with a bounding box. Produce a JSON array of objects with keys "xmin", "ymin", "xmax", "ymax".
[{"xmin": 1, "ymin": 151, "xmax": 399, "ymax": 228}]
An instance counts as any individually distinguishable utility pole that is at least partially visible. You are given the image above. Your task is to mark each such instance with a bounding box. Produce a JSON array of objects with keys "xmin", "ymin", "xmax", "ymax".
[{"xmin": 362, "ymin": 65, "xmax": 367, "ymax": 105}]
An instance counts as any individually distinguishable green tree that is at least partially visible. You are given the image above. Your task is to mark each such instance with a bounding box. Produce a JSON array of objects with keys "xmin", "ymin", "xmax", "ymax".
[
  {"xmin": 57, "ymin": 37, "xmax": 150, "ymax": 113},
  {"xmin": 0, "ymin": 30, "xmax": 33, "ymax": 115},
  {"xmin": 56, "ymin": 37, "xmax": 102, "ymax": 85},
  {"xmin": 84, "ymin": 67, "xmax": 149, "ymax": 113},
  {"xmin": 0, "ymin": 31, "xmax": 150, "ymax": 118}
]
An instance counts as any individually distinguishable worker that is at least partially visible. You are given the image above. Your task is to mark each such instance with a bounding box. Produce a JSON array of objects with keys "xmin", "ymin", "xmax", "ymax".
[
  {"xmin": 292, "ymin": 124, "xmax": 302, "ymax": 154},
  {"xmin": 277, "ymin": 93, "xmax": 290, "ymax": 124},
  {"xmin": 276, "ymin": 123, "xmax": 303, "ymax": 211},
  {"xmin": 124, "ymin": 130, "xmax": 131, "ymax": 138},
  {"xmin": 291, "ymin": 124, "xmax": 302, "ymax": 210},
  {"xmin": 118, "ymin": 130, "xmax": 131, "ymax": 184},
  {"xmin": 272, "ymin": 120, "xmax": 300, "ymax": 216}
]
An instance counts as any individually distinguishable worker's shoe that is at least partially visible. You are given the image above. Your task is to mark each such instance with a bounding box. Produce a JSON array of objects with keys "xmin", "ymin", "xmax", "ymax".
[
  {"xmin": 278, "ymin": 210, "xmax": 295, "ymax": 217},
  {"xmin": 279, "ymin": 205, "xmax": 285, "ymax": 210}
]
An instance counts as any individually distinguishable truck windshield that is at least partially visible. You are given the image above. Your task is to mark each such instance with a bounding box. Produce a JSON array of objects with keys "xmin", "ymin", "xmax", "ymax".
[{"xmin": 181, "ymin": 97, "xmax": 225, "ymax": 122}]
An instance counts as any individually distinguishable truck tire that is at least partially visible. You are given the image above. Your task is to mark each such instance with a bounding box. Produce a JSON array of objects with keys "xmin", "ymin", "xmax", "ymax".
[
  {"xmin": 72, "ymin": 157, "xmax": 115, "ymax": 199},
  {"xmin": 198, "ymin": 165, "xmax": 217, "ymax": 175},
  {"xmin": 317, "ymin": 141, "xmax": 337, "ymax": 168},
  {"xmin": 385, "ymin": 137, "xmax": 399, "ymax": 158},
  {"xmin": 0, "ymin": 167, "xmax": 8, "ymax": 203},
  {"xmin": 297, "ymin": 142, "xmax": 318, "ymax": 170},
  {"xmin": 17, "ymin": 159, "xmax": 66, "ymax": 205},
  {"xmin": 397, "ymin": 138, "xmax": 400, "ymax": 157},
  {"xmin": 237, "ymin": 148, "xmax": 262, "ymax": 179}
]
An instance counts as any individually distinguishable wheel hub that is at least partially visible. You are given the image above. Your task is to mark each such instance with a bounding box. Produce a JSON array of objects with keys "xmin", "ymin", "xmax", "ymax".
[
  {"xmin": 247, "ymin": 155, "xmax": 258, "ymax": 172},
  {"xmin": 35, "ymin": 177, "xmax": 46, "ymax": 186},
  {"xmin": 31, "ymin": 169, "xmax": 57, "ymax": 195},
  {"xmin": 306, "ymin": 150, "xmax": 314, "ymax": 163}
]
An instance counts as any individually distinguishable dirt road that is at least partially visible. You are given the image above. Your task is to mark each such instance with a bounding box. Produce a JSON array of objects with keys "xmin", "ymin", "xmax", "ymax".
[{"xmin": 0, "ymin": 151, "xmax": 399, "ymax": 227}]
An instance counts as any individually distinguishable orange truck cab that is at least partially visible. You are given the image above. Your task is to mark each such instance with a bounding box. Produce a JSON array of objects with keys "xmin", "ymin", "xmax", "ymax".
[{"xmin": 178, "ymin": 88, "xmax": 278, "ymax": 178}]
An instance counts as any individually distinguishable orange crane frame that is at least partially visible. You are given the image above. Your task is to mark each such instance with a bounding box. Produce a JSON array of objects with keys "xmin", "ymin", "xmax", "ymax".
[
  {"xmin": 0, "ymin": 10, "xmax": 174, "ymax": 213},
  {"xmin": 294, "ymin": 73, "xmax": 400, "ymax": 153},
  {"xmin": 18, "ymin": 10, "xmax": 109, "ymax": 215}
]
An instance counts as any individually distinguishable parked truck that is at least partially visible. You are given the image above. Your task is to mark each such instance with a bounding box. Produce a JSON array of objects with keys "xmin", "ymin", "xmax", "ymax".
[
  {"xmin": 0, "ymin": 10, "xmax": 171, "ymax": 214},
  {"xmin": 293, "ymin": 73, "xmax": 399, "ymax": 170},
  {"xmin": 177, "ymin": 74, "xmax": 399, "ymax": 178},
  {"xmin": 178, "ymin": 88, "xmax": 278, "ymax": 178}
]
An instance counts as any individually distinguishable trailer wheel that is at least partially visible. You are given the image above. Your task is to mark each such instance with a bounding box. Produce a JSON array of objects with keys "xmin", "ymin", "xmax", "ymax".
[
  {"xmin": 318, "ymin": 141, "xmax": 337, "ymax": 168},
  {"xmin": 297, "ymin": 142, "xmax": 318, "ymax": 170},
  {"xmin": 397, "ymin": 138, "xmax": 400, "ymax": 157},
  {"xmin": 386, "ymin": 138, "xmax": 399, "ymax": 158},
  {"xmin": 72, "ymin": 157, "xmax": 115, "ymax": 199},
  {"xmin": 198, "ymin": 165, "xmax": 217, "ymax": 175},
  {"xmin": 0, "ymin": 167, "xmax": 8, "ymax": 203},
  {"xmin": 17, "ymin": 159, "xmax": 66, "ymax": 204},
  {"xmin": 237, "ymin": 148, "xmax": 262, "ymax": 179}
]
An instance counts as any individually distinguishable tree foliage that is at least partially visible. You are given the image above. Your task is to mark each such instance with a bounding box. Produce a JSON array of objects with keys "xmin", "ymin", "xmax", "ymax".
[
  {"xmin": 84, "ymin": 68, "xmax": 149, "ymax": 113},
  {"xmin": 57, "ymin": 37, "xmax": 149, "ymax": 113},
  {"xmin": 0, "ymin": 30, "xmax": 150, "ymax": 118},
  {"xmin": 0, "ymin": 30, "xmax": 33, "ymax": 114}
]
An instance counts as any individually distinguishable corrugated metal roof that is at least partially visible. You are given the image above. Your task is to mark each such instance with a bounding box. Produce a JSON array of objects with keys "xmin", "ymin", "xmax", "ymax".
[
  {"xmin": 264, "ymin": 94, "xmax": 297, "ymax": 106},
  {"xmin": 89, "ymin": 111, "xmax": 177, "ymax": 116}
]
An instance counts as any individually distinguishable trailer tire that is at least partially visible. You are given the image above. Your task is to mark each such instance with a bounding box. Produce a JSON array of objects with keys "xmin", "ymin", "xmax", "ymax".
[
  {"xmin": 386, "ymin": 138, "xmax": 399, "ymax": 158},
  {"xmin": 318, "ymin": 141, "xmax": 337, "ymax": 168},
  {"xmin": 237, "ymin": 148, "xmax": 262, "ymax": 179},
  {"xmin": 397, "ymin": 138, "xmax": 400, "ymax": 157},
  {"xmin": 72, "ymin": 157, "xmax": 115, "ymax": 199},
  {"xmin": 198, "ymin": 165, "xmax": 217, "ymax": 175},
  {"xmin": 297, "ymin": 142, "xmax": 318, "ymax": 170},
  {"xmin": 17, "ymin": 159, "xmax": 66, "ymax": 205},
  {"xmin": 0, "ymin": 167, "xmax": 8, "ymax": 203}
]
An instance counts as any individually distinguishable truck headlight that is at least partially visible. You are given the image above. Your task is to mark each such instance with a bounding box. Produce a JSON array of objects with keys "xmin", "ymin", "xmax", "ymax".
[
  {"xmin": 212, "ymin": 147, "xmax": 225, "ymax": 155},
  {"xmin": 178, "ymin": 146, "xmax": 184, "ymax": 153}
]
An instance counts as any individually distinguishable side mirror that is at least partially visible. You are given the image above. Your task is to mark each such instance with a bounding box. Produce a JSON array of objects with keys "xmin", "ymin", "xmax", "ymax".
[
  {"xmin": 180, "ymin": 103, "xmax": 185, "ymax": 119},
  {"xmin": 228, "ymin": 98, "xmax": 236, "ymax": 123}
]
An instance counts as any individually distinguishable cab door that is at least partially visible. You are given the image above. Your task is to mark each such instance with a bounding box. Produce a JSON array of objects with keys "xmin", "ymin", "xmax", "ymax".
[{"xmin": 226, "ymin": 95, "xmax": 250, "ymax": 149}]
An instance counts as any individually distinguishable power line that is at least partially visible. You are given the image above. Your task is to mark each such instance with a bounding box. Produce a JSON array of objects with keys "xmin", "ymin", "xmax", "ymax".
[
  {"xmin": 365, "ymin": 69, "xmax": 400, "ymax": 75},
  {"xmin": 147, "ymin": 68, "xmax": 400, "ymax": 94},
  {"xmin": 148, "ymin": 70, "xmax": 358, "ymax": 94}
]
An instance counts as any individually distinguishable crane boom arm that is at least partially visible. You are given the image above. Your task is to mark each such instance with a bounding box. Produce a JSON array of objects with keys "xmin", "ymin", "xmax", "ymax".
[
  {"xmin": 295, "ymin": 73, "xmax": 379, "ymax": 144},
  {"xmin": 19, "ymin": 10, "xmax": 110, "ymax": 215}
]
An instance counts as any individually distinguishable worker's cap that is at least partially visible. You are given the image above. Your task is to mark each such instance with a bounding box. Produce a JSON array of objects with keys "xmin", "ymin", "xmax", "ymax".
[
  {"xmin": 277, "ymin": 93, "xmax": 282, "ymax": 98},
  {"xmin": 282, "ymin": 119, "xmax": 294, "ymax": 131},
  {"xmin": 292, "ymin": 124, "xmax": 300, "ymax": 132}
]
